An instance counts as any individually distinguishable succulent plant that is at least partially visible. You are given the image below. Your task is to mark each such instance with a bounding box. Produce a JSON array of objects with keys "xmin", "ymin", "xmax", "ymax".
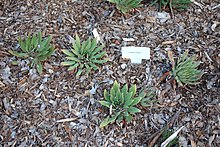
[
  {"xmin": 170, "ymin": 51, "xmax": 203, "ymax": 86},
  {"xmin": 151, "ymin": 0, "xmax": 191, "ymax": 11},
  {"xmin": 61, "ymin": 34, "xmax": 107, "ymax": 76},
  {"xmin": 9, "ymin": 32, "xmax": 54, "ymax": 74},
  {"xmin": 107, "ymin": 0, "xmax": 143, "ymax": 14},
  {"xmin": 99, "ymin": 81, "xmax": 153, "ymax": 127}
]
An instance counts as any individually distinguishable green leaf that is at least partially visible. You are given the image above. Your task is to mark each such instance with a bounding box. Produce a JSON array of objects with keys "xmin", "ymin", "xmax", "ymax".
[
  {"xmin": 91, "ymin": 51, "xmax": 106, "ymax": 59},
  {"xmin": 122, "ymin": 84, "xmax": 128, "ymax": 95},
  {"xmin": 76, "ymin": 69, "xmax": 83, "ymax": 77},
  {"xmin": 128, "ymin": 107, "xmax": 141, "ymax": 114},
  {"xmin": 18, "ymin": 37, "xmax": 26, "ymax": 52},
  {"xmin": 11, "ymin": 60, "xmax": 19, "ymax": 65},
  {"xmin": 100, "ymin": 116, "xmax": 110, "ymax": 128},
  {"xmin": 37, "ymin": 50, "xmax": 49, "ymax": 57},
  {"xmin": 8, "ymin": 50, "xmax": 28, "ymax": 58},
  {"xmin": 124, "ymin": 91, "xmax": 133, "ymax": 103},
  {"xmin": 71, "ymin": 49, "xmax": 81, "ymax": 57},
  {"xmin": 66, "ymin": 56, "xmax": 80, "ymax": 62},
  {"xmin": 84, "ymin": 38, "xmax": 92, "ymax": 52},
  {"xmin": 36, "ymin": 62, "xmax": 43, "ymax": 74},
  {"xmin": 116, "ymin": 114, "xmax": 124, "ymax": 123},
  {"xmin": 104, "ymin": 89, "xmax": 110, "ymax": 101},
  {"xmin": 67, "ymin": 63, "xmax": 79, "ymax": 71},
  {"xmin": 99, "ymin": 100, "xmax": 111, "ymax": 108},
  {"xmin": 37, "ymin": 55, "xmax": 49, "ymax": 61},
  {"xmin": 62, "ymin": 49, "xmax": 75, "ymax": 57},
  {"xmin": 25, "ymin": 33, "xmax": 31, "ymax": 52},
  {"xmin": 61, "ymin": 61, "xmax": 76, "ymax": 66},
  {"xmin": 75, "ymin": 33, "xmax": 81, "ymax": 51},
  {"xmin": 92, "ymin": 59, "xmax": 107, "ymax": 64},
  {"xmin": 110, "ymin": 86, "xmax": 116, "ymax": 102},
  {"xmin": 138, "ymin": 90, "xmax": 146, "ymax": 98},
  {"xmin": 124, "ymin": 113, "xmax": 133, "ymax": 122},
  {"xmin": 129, "ymin": 84, "xmax": 136, "ymax": 97},
  {"xmin": 130, "ymin": 97, "xmax": 142, "ymax": 106},
  {"xmin": 89, "ymin": 63, "xmax": 99, "ymax": 70},
  {"xmin": 91, "ymin": 46, "xmax": 103, "ymax": 56},
  {"xmin": 141, "ymin": 98, "xmax": 153, "ymax": 107},
  {"xmin": 85, "ymin": 65, "xmax": 92, "ymax": 75},
  {"xmin": 109, "ymin": 113, "xmax": 120, "ymax": 123},
  {"xmin": 125, "ymin": 97, "xmax": 133, "ymax": 107},
  {"xmin": 90, "ymin": 38, "xmax": 98, "ymax": 52}
]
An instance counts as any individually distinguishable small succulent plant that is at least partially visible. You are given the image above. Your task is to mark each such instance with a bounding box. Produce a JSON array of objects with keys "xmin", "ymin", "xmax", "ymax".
[
  {"xmin": 169, "ymin": 51, "xmax": 203, "ymax": 86},
  {"xmin": 107, "ymin": 0, "xmax": 143, "ymax": 14},
  {"xmin": 151, "ymin": 0, "xmax": 191, "ymax": 11},
  {"xmin": 61, "ymin": 34, "xmax": 107, "ymax": 76},
  {"xmin": 161, "ymin": 128, "xmax": 178, "ymax": 146},
  {"xmin": 9, "ymin": 32, "xmax": 54, "ymax": 74},
  {"xmin": 99, "ymin": 81, "xmax": 153, "ymax": 127}
]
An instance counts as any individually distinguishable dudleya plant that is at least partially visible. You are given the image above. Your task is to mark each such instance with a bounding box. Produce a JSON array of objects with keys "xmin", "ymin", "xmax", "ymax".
[
  {"xmin": 151, "ymin": 0, "xmax": 191, "ymax": 11},
  {"xmin": 170, "ymin": 51, "xmax": 203, "ymax": 86},
  {"xmin": 9, "ymin": 32, "xmax": 54, "ymax": 74},
  {"xmin": 107, "ymin": 0, "xmax": 143, "ymax": 14},
  {"xmin": 61, "ymin": 34, "xmax": 107, "ymax": 76},
  {"xmin": 99, "ymin": 81, "xmax": 153, "ymax": 127}
]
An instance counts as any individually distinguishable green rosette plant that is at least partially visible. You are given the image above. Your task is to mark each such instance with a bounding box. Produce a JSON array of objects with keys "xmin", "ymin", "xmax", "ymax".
[
  {"xmin": 9, "ymin": 32, "xmax": 54, "ymax": 74},
  {"xmin": 107, "ymin": 0, "xmax": 143, "ymax": 14},
  {"xmin": 170, "ymin": 51, "xmax": 203, "ymax": 86},
  {"xmin": 61, "ymin": 34, "xmax": 107, "ymax": 76},
  {"xmin": 151, "ymin": 0, "xmax": 191, "ymax": 11},
  {"xmin": 99, "ymin": 81, "xmax": 153, "ymax": 127}
]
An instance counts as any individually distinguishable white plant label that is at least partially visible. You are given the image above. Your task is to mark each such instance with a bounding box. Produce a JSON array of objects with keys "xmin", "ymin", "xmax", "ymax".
[
  {"xmin": 122, "ymin": 47, "xmax": 150, "ymax": 64},
  {"xmin": 92, "ymin": 28, "xmax": 100, "ymax": 43}
]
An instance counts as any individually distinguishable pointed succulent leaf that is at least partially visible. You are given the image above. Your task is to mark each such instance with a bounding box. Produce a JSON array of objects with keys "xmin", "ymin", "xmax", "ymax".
[
  {"xmin": 104, "ymin": 89, "xmax": 110, "ymax": 101},
  {"xmin": 84, "ymin": 38, "xmax": 92, "ymax": 52},
  {"xmin": 67, "ymin": 63, "xmax": 79, "ymax": 71},
  {"xmin": 121, "ymin": 84, "xmax": 128, "ymax": 95},
  {"xmin": 129, "ymin": 84, "xmax": 136, "ymax": 97},
  {"xmin": 141, "ymin": 98, "xmax": 153, "ymax": 107},
  {"xmin": 89, "ymin": 63, "xmax": 99, "ymax": 70},
  {"xmin": 90, "ymin": 38, "xmax": 98, "ymax": 52},
  {"xmin": 92, "ymin": 59, "xmax": 107, "ymax": 64},
  {"xmin": 100, "ymin": 116, "xmax": 110, "ymax": 128},
  {"xmin": 8, "ymin": 50, "xmax": 28, "ymax": 58},
  {"xmin": 36, "ymin": 62, "xmax": 43, "ymax": 74},
  {"xmin": 128, "ymin": 107, "xmax": 141, "ymax": 114},
  {"xmin": 76, "ymin": 69, "xmax": 83, "ymax": 77},
  {"xmin": 75, "ymin": 33, "xmax": 81, "ymax": 51},
  {"xmin": 62, "ymin": 49, "xmax": 75, "ymax": 57},
  {"xmin": 66, "ymin": 57, "xmax": 80, "ymax": 62},
  {"xmin": 124, "ymin": 91, "xmax": 133, "ymax": 102},
  {"xmin": 91, "ymin": 51, "xmax": 106, "ymax": 59},
  {"xmin": 125, "ymin": 97, "xmax": 134, "ymax": 107},
  {"xmin": 61, "ymin": 61, "xmax": 76, "ymax": 66},
  {"xmin": 99, "ymin": 101, "xmax": 111, "ymax": 108},
  {"xmin": 124, "ymin": 113, "xmax": 133, "ymax": 122},
  {"xmin": 130, "ymin": 97, "xmax": 142, "ymax": 106}
]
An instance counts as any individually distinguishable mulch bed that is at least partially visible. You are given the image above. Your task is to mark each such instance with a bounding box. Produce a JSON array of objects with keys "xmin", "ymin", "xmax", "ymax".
[{"xmin": 0, "ymin": 0, "xmax": 219, "ymax": 146}]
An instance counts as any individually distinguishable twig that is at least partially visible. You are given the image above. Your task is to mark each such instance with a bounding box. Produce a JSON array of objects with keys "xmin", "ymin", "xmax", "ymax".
[
  {"xmin": 56, "ymin": 118, "xmax": 77, "ymax": 123},
  {"xmin": 148, "ymin": 111, "xmax": 180, "ymax": 147},
  {"xmin": 169, "ymin": 0, "xmax": 174, "ymax": 19}
]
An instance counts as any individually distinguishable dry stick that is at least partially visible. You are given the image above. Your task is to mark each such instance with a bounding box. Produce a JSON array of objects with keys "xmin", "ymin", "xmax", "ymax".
[
  {"xmin": 148, "ymin": 111, "xmax": 180, "ymax": 147},
  {"xmin": 169, "ymin": 0, "xmax": 174, "ymax": 19}
]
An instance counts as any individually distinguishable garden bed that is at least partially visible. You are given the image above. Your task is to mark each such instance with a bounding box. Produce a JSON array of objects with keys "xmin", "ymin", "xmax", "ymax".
[{"xmin": 0, "ymin": 0, "xmax": 219, "ymax": 146}]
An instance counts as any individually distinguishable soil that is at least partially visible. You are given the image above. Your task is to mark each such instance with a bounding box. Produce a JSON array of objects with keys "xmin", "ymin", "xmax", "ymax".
[{"xmin": 0, "ymin": 0, "xmax": 219, "ymax": 146}]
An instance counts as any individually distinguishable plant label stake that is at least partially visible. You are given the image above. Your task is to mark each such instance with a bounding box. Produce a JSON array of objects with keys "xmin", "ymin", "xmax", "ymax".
[{"xmin": 122, "ymin": 47, "xmax": 150, "ymax": 64}]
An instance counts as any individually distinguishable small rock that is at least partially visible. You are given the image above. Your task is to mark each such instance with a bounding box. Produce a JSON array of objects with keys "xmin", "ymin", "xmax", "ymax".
[
  {"xmin": 157, "ymin": 12, "xmax": 170, "ymax": 23},
  {"xmin": 179, "ymin": 136, "xmax": 188, "ymax": 147},
  {"xmin": 48, "ymin": 69, "xmax": 53, "ymax": 74},
  {"xmin": 121, "ymin": 63, "xmax": 127, "ymax": 69}
]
